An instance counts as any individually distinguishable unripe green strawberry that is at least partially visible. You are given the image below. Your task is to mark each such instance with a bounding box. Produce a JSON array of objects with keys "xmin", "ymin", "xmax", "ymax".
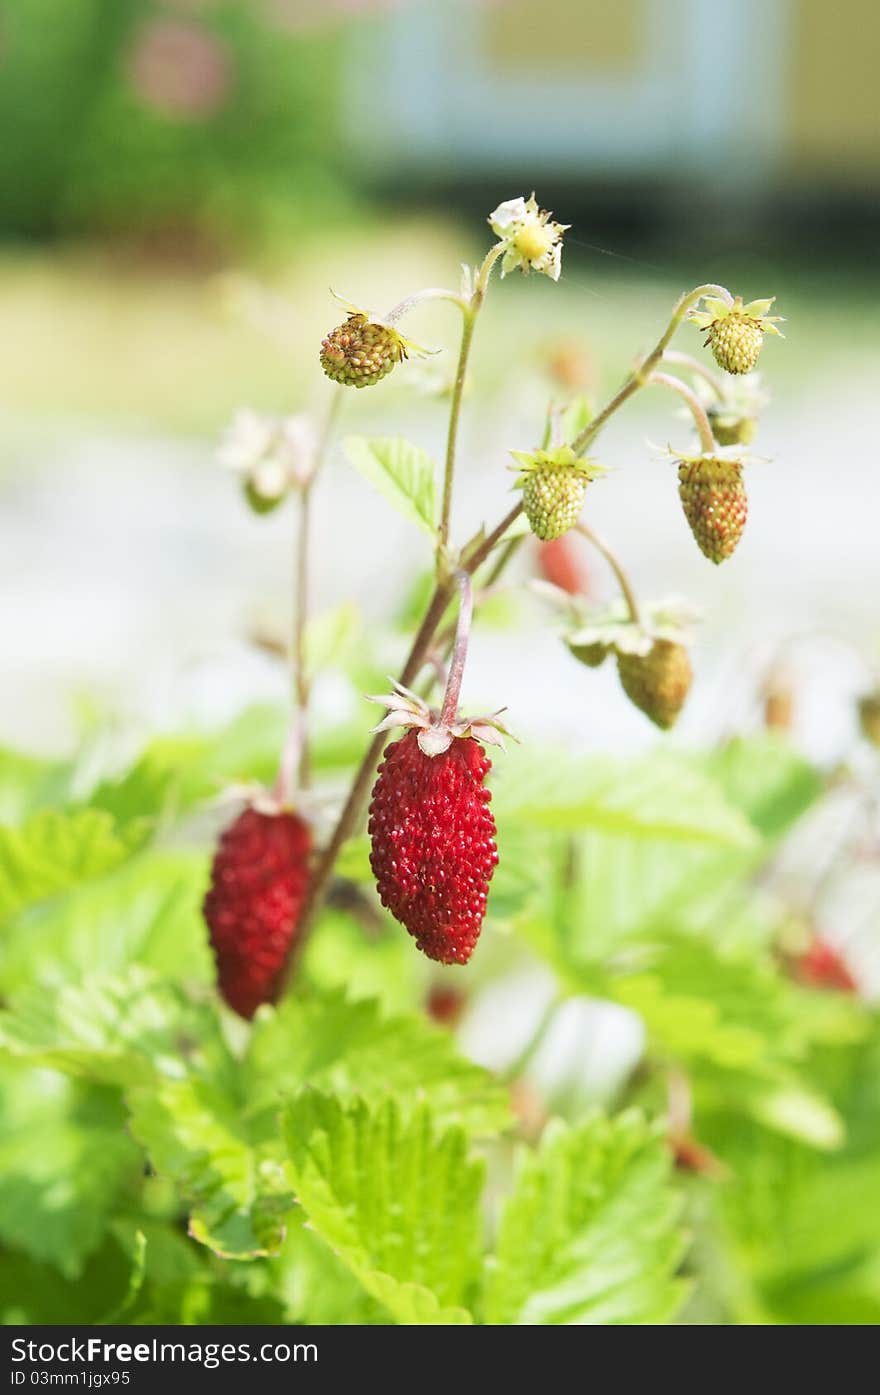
[
  {"xmin": 320, "ymin": 312, "xmax": 405, "ymax": 388},
  {"xmin": 689, "ymin": 295, "xmax": 784, "ymax": 376},
  {"xmin": 706, "ymin": 313, "xmax": 765, "ymax": 374},
  {"xmin": 677, "ymin": 455, "xmax": 748, "ymax": 564},
  {"xmin": 567, "ymin": 638, "xmax": 609, "ymax": 668},
  {"xmin": 243, "ymin": 479, "xmax": 285, "ymax": 515},
  {"xmin": 522, "ymin": 465, "xmax": 586, "ymax": 540},
  {"xmin": 617, "ymin": 640, "xmax": 692, "ymax": 729},
  {"xmin": 858, "ymin": 692, "xmax": 880, "ymax": 748},
  {"xmin": 512, "ymin": 446, "xmax": 604, "ymax": 542},
  {"xmin": 708, "ymin": 409, "xmax": 757, "ymax": 446}
]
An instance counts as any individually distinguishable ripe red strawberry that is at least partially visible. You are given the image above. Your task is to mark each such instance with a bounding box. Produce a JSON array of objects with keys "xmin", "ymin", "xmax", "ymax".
[
  {"xmin": 794, "ymin": 938, "xmax": 857, "ymax": 994},
  {"xmin": 203, "ymin": 806, "xmax": 311, "ymax": 1019},
  {"xmin": 368, "ymin": 729, "xmax": 498, "ymax": 965},
  {"xmin": 537, "ymin": 536, "xmax": 591, "ymax": 596},
  {"xmin": 677, "ymin": 455, "xmax": 748, "ymax": 563},
  {"xmin": 425, "ymin": 983, "xmax": 467, "ymax": 1027}
]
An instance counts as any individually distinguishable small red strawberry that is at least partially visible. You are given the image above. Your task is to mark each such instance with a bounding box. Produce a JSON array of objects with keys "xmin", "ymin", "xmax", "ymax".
[
  {"xmin": 677, "ymin": 454, "xmax": 748, "ymax": 564},
  {"xmin": 203, "ymin": 804, "xmax": 311, "ymax": 1019},
  {"xmin": 369, "ymin": 729, "xmax": 498, "ymax": 965},
  {"xmin": 794, "ymin": 937, "xmax": 857, "ymax": 994},
  {"xmin": 425, "ymin": 983, "xmax": 467, "ymax": 1027},
  {"xmin": 366, "ymin": 679, "xmax": 507, "ymax": 966},
  {"xmin": 537, "ymin": 537, "xmax": 591, "ymax": 596}
]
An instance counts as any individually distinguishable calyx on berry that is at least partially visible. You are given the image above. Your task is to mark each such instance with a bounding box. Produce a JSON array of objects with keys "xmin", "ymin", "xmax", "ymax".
[{"xmin": 367, "ymin": 681, "xmax": 511, "ymax": 757}]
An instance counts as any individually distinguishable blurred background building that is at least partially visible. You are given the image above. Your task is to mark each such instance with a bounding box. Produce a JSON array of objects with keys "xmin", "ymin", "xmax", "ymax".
[
  {"xmin": 0, "ymin": 0, "xmax": 877, "ymax": 252},
  {"xmin": 350, "ymin": 0, "xmax": 880, "ymax": 207},
  {"xmin": 0, "ymin": 0, "xmax": 878, "ymax": 758}
]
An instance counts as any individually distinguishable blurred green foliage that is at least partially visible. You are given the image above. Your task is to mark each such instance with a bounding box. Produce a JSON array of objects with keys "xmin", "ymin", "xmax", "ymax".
[
  {"xmin": 0, "ymin": 689, "xmax": 877, "ymax": 1324},
  {"xmin": 0, "ymin": 0, "xmax": 346, "ymax": 245}
]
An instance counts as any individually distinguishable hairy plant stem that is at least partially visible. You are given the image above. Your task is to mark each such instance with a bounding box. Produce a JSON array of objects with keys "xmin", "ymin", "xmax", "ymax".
[
  {"xmin": 661, "ymin": 348, "xmax": 726, "ymax": 397},
  {"xmin": 383, "ymin": 287, "xmax": 469, "ymax": 323},
  {"xmin": 575, "ymin": 522, "xmax": 642, "ymax": 624},
  {"xmin": 292, "ymin": 489, "xmax": 311, "ymax": 786},
  {"xmin": 648, "ymin": 371, "xmax": 716, "ymax": 453},
  {"xmin": 571, "ymin": 283, "xmax": 731, "ymax": 456},
  {"xmin": 287, "ymin": 391, "xmax": 343, "ymax": 792},
  {"xmin": 440, "ymin": 572, "xmax": 473, "ymax": 725},
  {"xmin": 436, "ymin": 245, "xmax": 504, "ymax": 574},
  {"xmin": 439, "ymin": 311, "xmax": 476, "ymax": 569}
]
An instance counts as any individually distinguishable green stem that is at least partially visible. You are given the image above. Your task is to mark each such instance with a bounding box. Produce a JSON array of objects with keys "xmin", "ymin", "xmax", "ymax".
[
  {"xmin": 291, "ymin": 391, "xmax": 343, "ymax": 789},
  {"xmin": 576, "ymin": 521, "xmax": 642, "ymax": 624},
  {"xmin": 436, "ymin": 244, "xmax": 506, "ymax": 575},
  {"xmin": 648, "ymin": 371, "xmax": 716, "ymax": 453},
  {"xmin": 571, "ymin": 283, "xmax": 731, "ymax": 455},
  {"xmin": 438, "ymin": 309, "xmax": 477, "ymax": 569},
  {"xmin": 293, "ymin": 489, "xmax": 311, "ymax": 786}
]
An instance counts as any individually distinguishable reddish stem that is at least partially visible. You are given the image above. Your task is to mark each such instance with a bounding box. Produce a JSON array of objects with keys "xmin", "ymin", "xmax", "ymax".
[{"xmin": 440, "ymin": 572, "xmax": 473, "ymax": 726}]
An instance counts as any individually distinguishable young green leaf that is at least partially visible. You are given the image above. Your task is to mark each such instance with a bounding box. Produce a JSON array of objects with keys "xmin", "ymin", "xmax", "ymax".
[
  {"xmin": 493, "ymin": 747, "xmax": 758, "ymax": 848},
  {"xmin": 127, "ymin": 1077, "xmax": 294, "ymax": 1260},
  {"xmin": 0, "ymin": 807, "xmax": 142, "ymax": 921},
  {"xmin": 0, "ymin": 970, "xmax": 218, "ymax": 1087},
  {"xmin": 484, "ymin": 1111, "xmax": 686, "ymax": 1325},
  {"xmin": 0, "ymin": 1069, "xmax": 140, "ymax": 1279},
  {"xmin": 247, "ymin": 990, "xmax": 510, "ymax": 1137},
  {"xmin": 284, "ymin": 1091, "xmax": 483, "ymax": 1324},
  {"xmin": 344, "ymin": 436, "xmax": 437, "ymax": 536},
  {"xmin": 0, "ymin": 850, "xmax": 212, "ymax": 996}
]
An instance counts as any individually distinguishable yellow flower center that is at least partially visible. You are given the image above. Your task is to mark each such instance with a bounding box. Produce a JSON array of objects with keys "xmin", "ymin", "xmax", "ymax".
[{"xmin": 513, "ymin": 223, "xmax": 553, "ymax": 263}]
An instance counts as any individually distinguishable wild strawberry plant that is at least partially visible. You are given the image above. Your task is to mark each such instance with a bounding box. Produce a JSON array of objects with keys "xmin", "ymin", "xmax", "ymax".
[{"xmin": 1, "ymin": 196, "xmax": 879, "ymax": 1326}]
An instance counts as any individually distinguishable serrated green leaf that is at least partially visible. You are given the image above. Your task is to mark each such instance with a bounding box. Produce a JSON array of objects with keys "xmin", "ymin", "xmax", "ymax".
[
  {"xmin": 0, "ymin": 1068, "xmax": 140, "ymax": 1278},
  {"xmin": 87, "ymin": 748, "xmax": 183, "ymax": 831},
  {"xmin": 344, "ymin": 435, "xmax": 437, "ymax": 536},
  {"xmin": 0, "ymin": 969, "xmax": 220, "ymax": 1086},
  {"xmin": 494, "ymin": 747, "xmax": 758, "ymax": 848},
  {"xmin": 284, "ymin": 1091, "xmax": 482, "ymax": 1324},
  {"xmin": 610, "ymin": 936, "xmax": 867, "ymax": 1083},
  {"xmin": 247, "ymin": 990, "xmax": 510, "ymax": 1137},
  {"xmin": 272, "ymin": 1212, "xmax": 389, "ymax": 1324},
  {"xmin": 0, "ymin": 807, "xmax": 142, "ymax": 921},
  {"xmin": 127, "ymin": 1077, "xmax": 294, "ymax": 1260},
  {"xmin": 484, "ymin": 1111, "xmax": 685, "ymax": 1325},
  {"xmin": 701, "ymin": 736, "xmax": 824, "ymax": 838},
  {"xmin": 0, "ymin": 747, "xmax": 75, "ymax": 823},
  {"xmin": 0, "ymin": 850, "xmax": 212, "ymax": 995}
]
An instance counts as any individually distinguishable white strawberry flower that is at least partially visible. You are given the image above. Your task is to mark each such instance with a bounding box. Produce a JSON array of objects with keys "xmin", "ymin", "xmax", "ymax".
[
  {"xmin": 488, "ymin": 194, "xmax": 569, "ymax": 281},
  {"xmin": 218, "ymin": 409, "xmax": 318, "ymax": 504}
]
